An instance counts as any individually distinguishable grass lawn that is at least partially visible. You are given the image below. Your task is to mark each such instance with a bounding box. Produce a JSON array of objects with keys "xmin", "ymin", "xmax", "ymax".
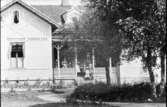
[
  {"xmin": 1, "ymin": 91, "xmax": 166, "ymax": 107},
  {"xmin": 1, "ymin": 91, "xmax": 112, "ymax": 107}
]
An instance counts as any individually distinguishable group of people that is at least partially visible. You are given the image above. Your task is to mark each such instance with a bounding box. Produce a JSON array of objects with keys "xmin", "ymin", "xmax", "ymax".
[{"xmin": 76, "ymin": 64, "xmax": 94, "ymax": 80}]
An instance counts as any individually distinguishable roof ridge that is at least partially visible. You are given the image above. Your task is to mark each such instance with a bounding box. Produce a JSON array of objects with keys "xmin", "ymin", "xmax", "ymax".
[{"xmin": 1, "ymin": 0, "xmax": 60, "ymax": 28}]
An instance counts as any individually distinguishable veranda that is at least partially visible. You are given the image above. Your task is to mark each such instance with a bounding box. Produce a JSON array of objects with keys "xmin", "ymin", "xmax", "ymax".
[{"xmin": 52, "ymin": 31, "xmax": 116, "ymax": 83}]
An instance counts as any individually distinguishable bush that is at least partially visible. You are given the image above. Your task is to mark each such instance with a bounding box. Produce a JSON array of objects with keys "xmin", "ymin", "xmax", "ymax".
[
  {"xmin": 70, "ymin": 82, "xmax": 166, "ymax": 102},
  {"xmin": 156, "ymin": 83, "xmax": 166, "ymax": 102},
  {"xmin": 70, "ymin": 82, "xmax": 110, "ymax": 101}
]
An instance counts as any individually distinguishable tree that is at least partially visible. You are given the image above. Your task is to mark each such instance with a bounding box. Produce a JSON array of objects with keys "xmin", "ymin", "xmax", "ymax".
[
  {"xmin": 116, "ymin": 0, "xmax": 166, "ymax": 98},
  {"xmin": 61, "ymin": 0, "xmax": 166, "ymax": 97},
  {"xmin": 79, "ymin": 3, "xmax": 122, "ymax": 86},
  {"xmin": 81, "ymin": 0, "xmax": 166, "ymax": 97},
  {"xmin": 156, "ymin": 0, "xmax": 166, "ymax": 86}
]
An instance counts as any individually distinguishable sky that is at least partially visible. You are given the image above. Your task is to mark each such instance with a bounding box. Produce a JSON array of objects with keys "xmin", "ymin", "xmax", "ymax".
[{"xmin": 1, "ymin": 0, "xmax": 82, "ymax": 6}]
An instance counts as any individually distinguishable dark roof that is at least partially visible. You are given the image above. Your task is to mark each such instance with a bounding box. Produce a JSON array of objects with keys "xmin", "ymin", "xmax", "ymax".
[{"xmin": 32, "ymin": 5, "xmax": 71, "ymax": 23}]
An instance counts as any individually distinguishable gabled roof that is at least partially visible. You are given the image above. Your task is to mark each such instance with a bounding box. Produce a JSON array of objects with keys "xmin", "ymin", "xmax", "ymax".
[
  {"xmin": 32, "ymin": 5, "xmax": 71, "ymax": 23},
  {"xmin": 1, "ymin": 0, "xmax": 60, "ymax": 29}
]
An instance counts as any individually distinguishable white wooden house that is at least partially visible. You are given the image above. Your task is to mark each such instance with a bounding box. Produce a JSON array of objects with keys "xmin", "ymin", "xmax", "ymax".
[
  {"xmin": 1, "ymin": 0, "xmax": 58, "ymax": 80},
  {"xmin": 1, "ymin": 0, "xmax": 155, "ymax": 85}
]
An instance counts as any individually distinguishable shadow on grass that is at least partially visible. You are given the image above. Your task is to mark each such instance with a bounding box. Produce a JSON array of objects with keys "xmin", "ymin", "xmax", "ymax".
[
  {"xmin": 29, "ymin": 103, "xmax": 119, "ymax": 107},
  {"xmin": 51, "ymin": 90, "xmax": 65, "ymax": 94}
]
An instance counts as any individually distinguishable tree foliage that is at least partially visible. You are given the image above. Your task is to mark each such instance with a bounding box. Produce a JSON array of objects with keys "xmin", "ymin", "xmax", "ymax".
[
  {"xmin": 61, "ymin": 0, "xmax": 166, "ymax": 93},
  {"xmin": 81, "ymin": 0, "xmax": 166, "ymax": 97}
]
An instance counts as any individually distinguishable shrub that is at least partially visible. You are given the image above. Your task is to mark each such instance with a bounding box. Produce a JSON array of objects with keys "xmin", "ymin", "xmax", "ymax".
[
  {"xmin": 156, "ymin": 83, "xmax": 166, "ymax": 102},
  {"xmin": 23, "ymin": 80, "xmax": 29, "ymax": 88},
  {"xmin": 70, "ymin": 82, "xmax": 111, "ymax": 101},
  {"xmin": 32, "ymin": 79, "xmax": 42, "ymax": 88},
  {"xmin": 70, "ymin": 82, "xmax": 162, "ymax": 102}
]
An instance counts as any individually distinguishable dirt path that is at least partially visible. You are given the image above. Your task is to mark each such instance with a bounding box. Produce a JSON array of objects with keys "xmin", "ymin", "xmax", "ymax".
[{"xmin": 1, "ymin": 90, "xmax": 166, "ymax": 107}]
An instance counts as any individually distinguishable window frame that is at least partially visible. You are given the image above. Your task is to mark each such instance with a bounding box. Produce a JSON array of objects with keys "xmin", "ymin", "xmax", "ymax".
[{"xmin": 10, "ymin": 42, "xmax": 25, "ymax": 69}]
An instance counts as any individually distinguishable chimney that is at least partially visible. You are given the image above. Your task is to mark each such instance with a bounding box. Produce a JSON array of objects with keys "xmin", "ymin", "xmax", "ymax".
[{"xmin": 61, "ymin": 0, "xmax": 70, "ymax": 6}]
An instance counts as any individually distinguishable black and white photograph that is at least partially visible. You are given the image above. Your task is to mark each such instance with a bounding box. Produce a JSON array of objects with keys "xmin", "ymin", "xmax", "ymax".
[{"xmin": 0, "ymin": 0, "xmax": 166, "ymax": 107}]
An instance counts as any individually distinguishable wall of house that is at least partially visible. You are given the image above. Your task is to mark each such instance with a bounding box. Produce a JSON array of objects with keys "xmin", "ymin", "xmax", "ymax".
[{"xmin": 1, "ymin": 3, "xmax": 53, "ymax": 80}]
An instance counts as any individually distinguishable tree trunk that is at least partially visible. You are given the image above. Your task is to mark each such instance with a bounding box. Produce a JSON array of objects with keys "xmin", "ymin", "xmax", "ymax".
[
  {"xmin": 160, "ymin": 47, "xmax": 166, "ymax": 83},
  {"xmin": 105, "ymin": 62, "xmax": 111, "ymax": 86},
  {"xmin": 148, "ymin": 65, "xmax": 157, "ymax": 98},
  {"xmin": 159, "ymin": 47, "xmax": 166, "ymax": 96},
  {"xmin": 147, "ymin": 48, "xmax": 157, "ymax": 98},
  {"xmin": 116, "ymin": 63, "xmax": 121, "ymax": 86}
]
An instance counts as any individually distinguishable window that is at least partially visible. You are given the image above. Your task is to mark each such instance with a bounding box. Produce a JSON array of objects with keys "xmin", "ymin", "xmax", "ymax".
[
  {"xmin": 10, "ymin": 43, "xmax": 24, "ymax": 68},
  {"xmin": 11, "ymin": 44, "xmax": 23, "ymax": 58},
  {"xmin": 14, "ymin": 11, "xmax": 19, "ymax": 24}
]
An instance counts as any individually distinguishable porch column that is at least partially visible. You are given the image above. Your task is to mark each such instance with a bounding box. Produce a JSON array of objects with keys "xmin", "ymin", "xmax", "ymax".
[
  {"xmin": 55, "ymin": 44, "xmax": 63, "ymax": 78},
  {"xmin": 52, "ymin": 46, "xmax": 55, "ymax": 84},
  {"xmin": 16, "ymin": 54, "xmax": 18, "ymax": 68}
]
